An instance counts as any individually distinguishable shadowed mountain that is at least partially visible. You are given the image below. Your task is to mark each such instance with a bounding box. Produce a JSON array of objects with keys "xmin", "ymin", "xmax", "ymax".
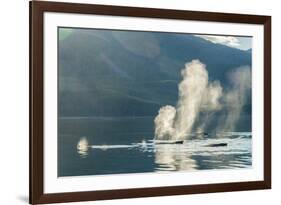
[{"xmin": 58, "ymin": 29, "xmax": 251, "ymax": 124}]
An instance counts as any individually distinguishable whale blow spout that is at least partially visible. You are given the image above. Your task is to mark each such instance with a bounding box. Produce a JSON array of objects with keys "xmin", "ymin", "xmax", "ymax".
[
  {"xmin": 77, "ymin": 137, "xmax": 89, "ymax": 157},
  {"xmin": 154, "ymin": 60, "xmax": 223, "ymax": 141}
]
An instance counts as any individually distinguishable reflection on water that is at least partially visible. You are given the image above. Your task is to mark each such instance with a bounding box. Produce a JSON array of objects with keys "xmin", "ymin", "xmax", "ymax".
[
  {"xmin": 154, "ymin": 144, "xmax": 198, "ymax": 172},
  {"xmin": 58, "ymin": 118, "xmax": 251, "ymax": 177}
]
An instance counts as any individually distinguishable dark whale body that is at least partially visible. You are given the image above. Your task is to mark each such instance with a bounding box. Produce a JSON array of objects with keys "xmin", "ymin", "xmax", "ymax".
[
  {"xmin": 155, "ymin": 140, "xmax": 184, "ymax": 144},
  {"xmin": 205, "ymin": 143, "xmax": 228, "ymax": 147}
]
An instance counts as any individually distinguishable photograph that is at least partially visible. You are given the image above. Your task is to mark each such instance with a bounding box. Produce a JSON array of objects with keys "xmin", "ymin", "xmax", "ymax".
[
  {"xmin": 58, "ymin": 27, "xmax": 253, "ymax": 177},
  {"xmin": 29, "ymin": 1, "xmax": 271, "ymax": 203}
]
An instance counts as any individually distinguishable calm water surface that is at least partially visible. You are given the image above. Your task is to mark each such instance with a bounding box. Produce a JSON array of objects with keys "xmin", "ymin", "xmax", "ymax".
[{"xmin": 58, "ymin": 117, "xmax": 252, "ymax": 177}]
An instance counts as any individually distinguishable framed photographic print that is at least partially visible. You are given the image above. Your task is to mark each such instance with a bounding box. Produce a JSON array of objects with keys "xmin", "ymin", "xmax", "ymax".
[{"xmin": 30, "ymin": 0, "xmax": 271, "ymax": 204}]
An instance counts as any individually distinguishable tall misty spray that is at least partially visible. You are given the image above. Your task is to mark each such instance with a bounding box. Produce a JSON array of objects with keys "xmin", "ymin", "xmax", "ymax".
[
  {"xmin": 154, "ymin": 59, "xmax": 251, "ymax": 141},
  {"xmin": 217, "ymin": 67, "xmax": 251, "ymax": 132},
  {"xmin": 154, "ymin": 60, "xmax": 223, "ymax": 140}
]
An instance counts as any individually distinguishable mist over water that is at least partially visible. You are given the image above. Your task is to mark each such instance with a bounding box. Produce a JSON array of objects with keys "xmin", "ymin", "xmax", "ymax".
[
  {"xmin": 217, "ymin": 67, "xmax": 251, "ymax": 132},
  {"xmin": 59, "ymin": 60, "xmax": 252, "ymax": 177},
  {"xmin": 154, "ymin": 60, "xmax": 251, "ymax": 140}
]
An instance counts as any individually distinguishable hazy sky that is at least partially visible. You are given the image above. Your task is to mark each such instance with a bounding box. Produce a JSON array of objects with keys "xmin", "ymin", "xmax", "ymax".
[{"xmin": 194, "ymin": 34, "xmax": 252, "ymax": 51}]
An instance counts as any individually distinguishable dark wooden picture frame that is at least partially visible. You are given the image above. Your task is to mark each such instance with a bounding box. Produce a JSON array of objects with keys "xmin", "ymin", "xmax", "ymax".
[{"xmin": 30, "ymin": 1, "xmax": 271, "ymax": 204}]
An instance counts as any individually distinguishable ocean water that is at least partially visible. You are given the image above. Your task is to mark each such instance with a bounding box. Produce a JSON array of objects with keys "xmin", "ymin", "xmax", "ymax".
[{"xmin": 58, "ymin": 117, "xmax": 252, "ymax": 177}]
